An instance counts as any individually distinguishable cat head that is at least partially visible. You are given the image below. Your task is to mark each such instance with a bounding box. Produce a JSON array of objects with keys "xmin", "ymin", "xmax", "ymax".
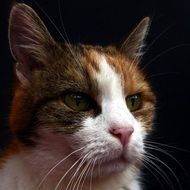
[{"xmin": 9, "ymin": 3, "xmax": 155, "ymax": 176}]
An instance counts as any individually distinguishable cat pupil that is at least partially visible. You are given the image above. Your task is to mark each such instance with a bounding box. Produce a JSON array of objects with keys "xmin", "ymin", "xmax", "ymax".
[
  {"xmin": 131, "ymin": 96, "xmax": 136, "ymax": 107},
  {"xmin": 74, "ymin": 95, "xmax": 82, "ymax": 106}
]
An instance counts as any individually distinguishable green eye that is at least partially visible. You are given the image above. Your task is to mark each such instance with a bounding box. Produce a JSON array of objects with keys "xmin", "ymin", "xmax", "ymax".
[
  {"xmin": 126, "ymin": 94, "xmax": 141, "ymax": 112},
  {"xmin": 63, "ymin": 93, "xmax": 90, "ymax": 111}
]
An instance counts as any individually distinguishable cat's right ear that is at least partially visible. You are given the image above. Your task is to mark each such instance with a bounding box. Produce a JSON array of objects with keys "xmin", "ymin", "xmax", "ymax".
[{"xmin": 9, "ymin": 3, "xmax": 55, "ymax": 87}]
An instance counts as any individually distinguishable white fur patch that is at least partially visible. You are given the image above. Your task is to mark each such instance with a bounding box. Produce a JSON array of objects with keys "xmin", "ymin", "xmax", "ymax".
[
  {"xmin": 95, "ymin": 55, "xmax": 135, "ymax": 128},
  {"xmin": 0, "ymin": 54, "xmax": 144, "ymax": 190},
  {"xmin": 74, "ymin": 54, "xmax": 146, "ymax": 178},
  {"xmin": 0, "ymin": 155, "xmax": 36, "ymax": 190}
]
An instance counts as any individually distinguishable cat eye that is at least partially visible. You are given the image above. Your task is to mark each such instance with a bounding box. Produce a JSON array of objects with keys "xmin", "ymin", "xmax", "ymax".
[
  {"xmin": 63, "ymin": 93, "xmax": 91, "ymax": 111},
  {"xmin": 126, "ymin": 94, "xmax": 141, "ymax": 112}
]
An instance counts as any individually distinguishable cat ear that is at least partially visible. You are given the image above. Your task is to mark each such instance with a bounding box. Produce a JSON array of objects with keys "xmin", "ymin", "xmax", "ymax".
[
  {"xmin": 120, "ymin": 17, "xmax": 150, "ymax": 60},
  {"xmin": 9, "ymin": 3, "xmax": 55, "ymax": 87}
]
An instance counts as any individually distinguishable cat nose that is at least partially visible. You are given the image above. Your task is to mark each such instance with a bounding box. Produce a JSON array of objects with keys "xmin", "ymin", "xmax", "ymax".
[{"xmin": 109, "ymin": 125, "xmax": 134, "ymax": 146}]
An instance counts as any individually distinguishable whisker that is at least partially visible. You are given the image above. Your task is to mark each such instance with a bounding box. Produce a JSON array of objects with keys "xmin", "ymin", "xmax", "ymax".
[
  {"xmin": 66, "ymin": 151, "xmax": 92, "ymax": 190},
  {"xmin": 64, "ymin": 162, "xmax": 80, "ymax": 190},
  {"xmin": 33, "ymin": 0, "xmax": 67, "ymax": 43},
  {"xmin": 72, "ymin": 154, "xmax": 92, "ymax": 190},
  {"xmin": 57, "ymin": 0, "xmax": 83, "ymax": 70},
  {"xmin": 144, "ymin": 140, "xmax": 190, "ymax": 153},
  {"xmin": 57, "ymin": 0, "xmax": 71, "ymax": 45},
  {"xmin": 145, "ymin": 24, "xmax": 173, "ymax": 54},
  {"xmin": 145, "ymin": 152, "xmax": 183, "ymax": 190},
  {"xmin": 142, "ymin": 43, "xmax": 190, "ymax": 70},
  {"xmin": 97, "ymin": 158, "xmax": 101, "ymax": 181},
  {"xmin": 89, "ymin": 157, "xmax": 97, "ymax": 190},
  {"xmin": 54, "ymin": 154, "xmax": 86, "ymax": 190},
  {"xmin": 141, "ymin": 158, "xmax": 165, "ymax": 190},
  {"xmin": 143, "ymin": 155, "xmax": 175, "ymax": 190},
  {"xmin": 147, "ymin": 72, "xmax": 180, "ymax": 79},
  {"xmin": 79, "ymin": 160, "xmax": 93, "ymax": 190},
  {"xmin": 144, "ymin": 144, "xmax": 187, "ymax": 174},
  {"xmin": 33, "ymin": 0, "xmax": 82, "ymax": 67},
  {"xmin": 130, "ymin": 24, "xmax": 173, "ymax": 74},
  {"xmin": 64, "ymin": 164, "xmax": 79, "ymax": 190},
  {"xmin": 70, "ymin": 151, "xmax": 92, "ymax": 190},
  {"xmin": 37, "ymin": 147, "xmax": 85, "ymax": 189}
]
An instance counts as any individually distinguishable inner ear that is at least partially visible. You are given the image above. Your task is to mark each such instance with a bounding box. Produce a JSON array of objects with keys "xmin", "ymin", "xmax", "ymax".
[
  {"xmin": 119, "ymin": 17, "xmax": 150, "ymax": 60},
  {"xmin": 9, "ymin": 3, "xmax": 55, "ymax": 87}
]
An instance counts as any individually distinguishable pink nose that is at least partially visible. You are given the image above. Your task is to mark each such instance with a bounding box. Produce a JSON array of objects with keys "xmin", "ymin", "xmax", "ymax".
[{"xmin": 109, "ymin": 126, "xmax": 134, "ymax": 146}]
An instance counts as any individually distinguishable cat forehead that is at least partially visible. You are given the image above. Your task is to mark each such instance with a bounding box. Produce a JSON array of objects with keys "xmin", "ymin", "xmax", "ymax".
[
  {"xmin": 35, "ymin": 46, "xmax": 145, "ymax": 100},
  {"xmin": 89, "ymin": 53, "xmax": 121, "ymax": 85},
  {"xmin": 79, "ymin": 48, "xmax": 141, "ymax": 95},
  {"xmin": 92, "ymin": 54, "xmax": 124, "ymax": 101},
  {"xmin": 80, "ymin": 47, "xmax": 128, "ymax": 72}
]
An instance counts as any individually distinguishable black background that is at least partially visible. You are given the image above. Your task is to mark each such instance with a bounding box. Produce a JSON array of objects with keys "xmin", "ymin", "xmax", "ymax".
[{"xmin": 1, "ymin": 0, "xmax": 190, "ymax": 189}]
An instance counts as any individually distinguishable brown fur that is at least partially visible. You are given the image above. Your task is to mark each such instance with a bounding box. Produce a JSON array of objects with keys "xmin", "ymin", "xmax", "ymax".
[
  {"xmin": 80, "ymin": 46, "xmax": 156, "ymax": 131},
  {"xmin": 1, "ymin": 4, "xmax": 156, "ymax": 167},
  {"xmin": 0, "ymin": 139, "xmax": 22, "ymax": 167},
  {"xmin": 8, "ymin": 42, "xmax": 155, "ymax": 141}
]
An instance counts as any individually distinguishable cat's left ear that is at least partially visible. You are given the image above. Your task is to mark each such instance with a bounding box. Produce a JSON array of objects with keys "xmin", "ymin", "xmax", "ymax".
[{"xmin": 119, "ymin": 17, "xmax": 150, "ymax": 60}]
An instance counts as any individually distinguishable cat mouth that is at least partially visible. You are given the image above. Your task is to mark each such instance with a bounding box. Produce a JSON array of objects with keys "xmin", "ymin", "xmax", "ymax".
[
  {"xmin": 92, "ymin": 147, "xmax": 130, "ymax": 167},
  {"xmin": 104, "ymin": 155, "xmax": 127, "ymax": 165},
  {"xmin": 96, "ymin": 152, "xmax": 128, "ymax": 167}
]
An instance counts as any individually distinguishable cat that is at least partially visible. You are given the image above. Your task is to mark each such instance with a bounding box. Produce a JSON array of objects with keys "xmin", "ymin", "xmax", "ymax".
[{"xmin": 0, "ymin": 3, "xmax": 156, "ymax": 190}]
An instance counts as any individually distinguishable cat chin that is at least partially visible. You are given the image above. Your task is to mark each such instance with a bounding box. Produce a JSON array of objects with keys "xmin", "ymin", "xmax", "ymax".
[
  {"xmin": 96, "ymin": 153, "xmax": 143, "ymax": 176},
  {"xmin": 94, "ymin": 158, "xmax": 128, "ymax": 177}
]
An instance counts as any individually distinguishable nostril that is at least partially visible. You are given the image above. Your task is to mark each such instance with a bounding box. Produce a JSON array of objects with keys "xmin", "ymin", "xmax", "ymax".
[
  {"xmin": 115, "ymin": 131, "xmax": 122, "ymax": 138},
  {"xmin": 110, "ymin": 127, "xmax": 134, "ymax": 146}
]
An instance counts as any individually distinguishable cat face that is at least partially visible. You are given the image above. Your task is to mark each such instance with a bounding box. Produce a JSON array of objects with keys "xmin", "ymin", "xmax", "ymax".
[
  {"xmin": 8, "ymin": 4, "xmax": 155, "ymax": 178},
  {"xmin": 68, "ymin": 52, "xmax": 152, "ymax": 175}
]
